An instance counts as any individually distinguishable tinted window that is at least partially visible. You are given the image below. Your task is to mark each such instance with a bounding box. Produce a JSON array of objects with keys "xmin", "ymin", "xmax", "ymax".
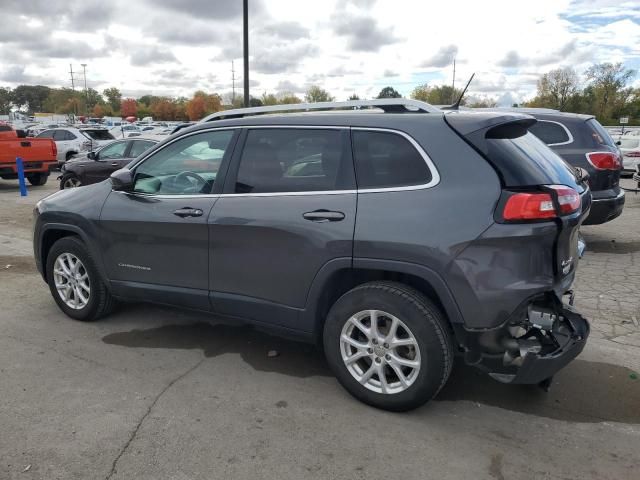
[
  {"xmin": 83, "ymin": 129, "xmax": 115, "ymax": 141},
  {"xmin": 129, "ymin": 140, "xmax": 156, "ymax": 157},
  {"xmin": 529, "ymin": 121, "xmax": 570, "ymax": 145},
  {"xmin": 99, "ymin": 141, "xmax": 128, "ymax": 159},
  {"xmin": 234, "ymin": 129, "xmax": 352, "ymax": 193},
  {"xmin": 133, "ymin": 129, "xmax": 234, "ymax": 195},
  {"xmin": 63, "ymin": 131, "xmax": 77, "ymax": 140},
  {"xmin": 485, "ymin": 132, "xmax": 579, "ymax": 188},
  {"xmin": 37, "ymin": 130, "xmax": 55, "ymax": 139},
  {"xmin": 53, "ymin": 130, "xmax": 68, "ymax": 141},
  {"xmin": 587, "ymin": 119, "xmax": 616, "ymax": 148},
  {"xmin": 351, "ymin": 130, "xmax": 431, "ymax": 189}
]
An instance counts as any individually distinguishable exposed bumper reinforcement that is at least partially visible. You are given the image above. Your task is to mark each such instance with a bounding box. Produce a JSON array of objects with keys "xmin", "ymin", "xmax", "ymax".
[{"xmin": 488, "ymin": 304, "xmax": 589, "ymax": 384}]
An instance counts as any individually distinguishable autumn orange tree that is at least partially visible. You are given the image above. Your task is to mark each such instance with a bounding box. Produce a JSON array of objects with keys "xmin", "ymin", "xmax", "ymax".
[
  {"xmin": 92, "ymin": 104, "xmax": 105, "ymax": 117},
  {"xmin": 186, "ymin": 91, "xmax": 223, "ymax": 121},
  {"xmin": 120, "ymin": 98, "xmax": 138, "ymax": 118}
]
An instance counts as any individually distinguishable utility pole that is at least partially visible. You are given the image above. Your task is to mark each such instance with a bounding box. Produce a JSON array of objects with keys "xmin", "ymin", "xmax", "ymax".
[
  {"xmin": 243, "ymin": 0, "xmax": 249, "ymax": 107},
  {"xmin": 231, "ymin": 60, "xmax": 236, "ymax": 105},
  {"xmin": 69, "ymin": 64, "xmax": 78, "ymax": 117},
  {"xmin": 451, "ymin": 58, "xmax": 456, "ymax": 104},
  {"xmin": 81, "ymin": 64, "xmax": 88, "ymax": 116}
]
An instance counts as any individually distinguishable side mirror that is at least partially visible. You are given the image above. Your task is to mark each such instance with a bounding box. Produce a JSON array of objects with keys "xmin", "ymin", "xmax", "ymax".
[
  {"xmin": 616, "ymin": 140, "xmax": 622, "ymax": 146},
  {"xmin": 87, "ymin": 151, "xmax": 97, "ymax": 160},
  {"xmin": 110, "ymin": 168, "xmax": 134, "ymax": 191},
  {"xmin": 16, "ymin": 129, "xmax": 27, "ymax": 138}
]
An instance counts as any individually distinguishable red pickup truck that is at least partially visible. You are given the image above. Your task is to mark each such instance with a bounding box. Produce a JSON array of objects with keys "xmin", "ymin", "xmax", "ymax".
[{"xmin": 0, "ymin": 124, "xmax": 57, "ymax": 185}]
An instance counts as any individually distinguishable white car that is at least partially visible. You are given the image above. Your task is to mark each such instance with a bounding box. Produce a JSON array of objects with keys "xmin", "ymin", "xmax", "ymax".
[
  {"xmin": 620, "ymin": 137, "xmax": 640, "ymax": 175},
  {"xmin": 109, "ymin": 124, "xmax": 141, "ymax": 139},
  {"xmin": 37, "ymin": 127, "xmax": 116, "ymax": 164}
]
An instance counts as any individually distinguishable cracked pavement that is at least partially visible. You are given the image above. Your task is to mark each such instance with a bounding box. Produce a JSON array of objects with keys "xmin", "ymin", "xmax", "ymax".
[{"xmin": 0, "ymin": 181, "xmax": 639, "ymax": 480}]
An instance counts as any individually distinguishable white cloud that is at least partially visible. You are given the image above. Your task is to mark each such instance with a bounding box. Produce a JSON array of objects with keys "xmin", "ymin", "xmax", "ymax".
[{"xmin": 0, "ymin": 0, "xmax": 637, "ymax": 102}]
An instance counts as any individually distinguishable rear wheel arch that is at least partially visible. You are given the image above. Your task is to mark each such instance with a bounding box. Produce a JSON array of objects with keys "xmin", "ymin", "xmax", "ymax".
[{"xmin": 305, "ymin": 260, "xmax": 463, "ymax": 345}]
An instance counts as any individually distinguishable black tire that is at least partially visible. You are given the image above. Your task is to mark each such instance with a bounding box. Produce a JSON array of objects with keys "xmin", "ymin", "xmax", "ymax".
[
  {"xmin": 323, "ymin": 281, "xmax": 453, "ymax": 411},
  {"xmin": 60, "ymin": 173, "xmax": 81, "ymax": 189},
  {"xmin": 27, "ymin": 173, "xmax": 48, "ymax": 186},
  {"xmin": 46, "ymin": 236, "xmax": 116, "ymax": 321}
]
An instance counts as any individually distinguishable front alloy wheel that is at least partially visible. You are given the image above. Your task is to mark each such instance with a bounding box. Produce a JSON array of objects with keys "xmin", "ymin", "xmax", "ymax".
[
  {"xmin": 53, "ymin": 253, "xmax": 91, "ymax": 309},
  {"xmin": 340, "ymin": 310, "xmax": 421, "ymax": 394},
  {"xmin": 62, "ymin": 175, "xmax": 81, "ymax": 188}
]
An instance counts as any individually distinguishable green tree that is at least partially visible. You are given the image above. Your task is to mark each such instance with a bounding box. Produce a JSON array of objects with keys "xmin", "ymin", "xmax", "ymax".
[
  {"xmin": 103, "ymin": 87, "xmax": 122, "ymax": 112},
  {"xmin": 261, "ymin": 92, "xmax": 278, "ymax": 106},
  {"xmin": 348, "ymin": 93, "xmax": 360, "ymax": 100},
  {"xmin": 467, "ymin": 98, "xmax": 498, "ymax": 108},
  {"xmin": 277, "ymin": 93, "xmax": 302, "ymax": 104},
  {"xmin": 304, "ymin": 85, "xmax": 334, "ymax": 103},
  {"xmin": 0, "ymin": 87, "xmax": 12, "ymax": 114},
  {"xmin": 376, "ymin": 86, "xmax": 401, "ymax": 98},
  {"xmin": 85, "ymin": 88, "xmax": 103, "ymax": 111},
  {"xmin": 11, "ymin": 85, "xmax": 51, "ymax": 112},
  {"xmin": 410, "ymin": 84, "xmax": 463, "ymax": 105},
  {"xmin": 527, "ymin": 67, "xmax": 579, "ymax": 110},
  {"xmin": 585, "ymin": 62, "xmax": 636, "ymax": 121}
]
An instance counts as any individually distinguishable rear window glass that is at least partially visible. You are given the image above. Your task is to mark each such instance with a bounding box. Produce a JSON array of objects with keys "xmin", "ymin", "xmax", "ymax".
[
  {"xmin": 351, "ymin": 130, "xmax": 431, "ymax": 189},
  {"xmin": 82, "ymin": 129, "xmax": 115, "ymax": 141},
  {"xmin": 586, "ymin": 119, "xmax": 616, "ymax": 148},
  {"xmin": 37, "ymin": 130, "xmax": 55, "ymax": 139},
  {"xmin": 485, "ymin": 132, "xmax": 579, "ymax": 187},
  {"xmin": 529, "ymin": 121, "xmax": 571, "ymax": 145},
  {"xmin": 620, "ymin": 138, "xmax": 640, "ymax": 149}
]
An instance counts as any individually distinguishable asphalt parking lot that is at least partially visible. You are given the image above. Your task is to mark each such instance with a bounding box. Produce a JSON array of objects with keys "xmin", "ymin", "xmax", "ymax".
[{"xmin": 1, "ymin": 180, "xmax": 639, "ymax": 480}]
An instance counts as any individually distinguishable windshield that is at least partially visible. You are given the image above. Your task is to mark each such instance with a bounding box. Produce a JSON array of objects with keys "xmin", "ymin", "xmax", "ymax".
[{"xmin": 82, "ymin": 129, "xmax": 115, "ymax": 141}]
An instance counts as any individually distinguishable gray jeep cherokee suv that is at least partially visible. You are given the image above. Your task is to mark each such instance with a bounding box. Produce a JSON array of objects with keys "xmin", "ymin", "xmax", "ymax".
[{"xmin": 33, "ymin": 100, "xmax": 591, "ymax": 411}]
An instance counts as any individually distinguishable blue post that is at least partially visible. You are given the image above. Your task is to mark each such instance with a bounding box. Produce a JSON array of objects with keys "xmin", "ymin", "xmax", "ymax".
[{"xmin": 16, "ymin": 157, "xmax": 28, "ymax": 197}]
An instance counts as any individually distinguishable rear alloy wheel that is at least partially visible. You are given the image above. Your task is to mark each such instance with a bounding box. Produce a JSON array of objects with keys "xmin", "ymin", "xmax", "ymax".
[
  {"xmin": 324, "ymin": 281, "xmax": 453, "ymax": 411},
  {"xmin": 46, "ymin": 236, "xmax": 116, "ymax": 321},
  {"xmin": 27, "ymin": 173, "xmax": 48, "ymax": 186},
  {"xmin": 340, "ymin": 310, "xmax": 421, "ymax": 394},
  {"xmin": 61, "ymin": 174, "xmax": 81, "ymax": 189}
]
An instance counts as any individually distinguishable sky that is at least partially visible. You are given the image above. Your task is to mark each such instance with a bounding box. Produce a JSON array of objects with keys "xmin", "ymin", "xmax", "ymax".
[{"xmin": 0, "ymin": 0, "xmax": 639, "ymax": 106}]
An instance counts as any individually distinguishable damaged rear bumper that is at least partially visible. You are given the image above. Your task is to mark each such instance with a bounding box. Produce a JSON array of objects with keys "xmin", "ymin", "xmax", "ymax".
[{"xmin": 459, "ymin": 297, "xmax": 590, "ymax": 385}]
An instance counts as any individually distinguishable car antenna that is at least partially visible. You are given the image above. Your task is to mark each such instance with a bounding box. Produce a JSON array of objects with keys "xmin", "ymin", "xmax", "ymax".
[{"xmin": 441, "ymin": 73, "xmax": 475, "ymax": 111}]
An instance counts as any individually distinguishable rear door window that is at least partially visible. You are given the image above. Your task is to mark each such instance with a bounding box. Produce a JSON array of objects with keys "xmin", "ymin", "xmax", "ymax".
[
  {"xmin": 351, "ymin": 130, "xmax": 432, "ymax": 189},
  {"xmin": 529, "ymin": 121, "xmax": 571, "ymax": 145},
  {"xmin": 37, "ymin": 130, "xmax": 55, "ymax": 139},
  {"xmin": 233, "ymin": 128, "xmax": 353, "ymax": 193},
  {"xmin": 129, "ymin": 140, "xmax": 156, "ymax": 157},
  {"xmin": 83, "ymin": 129, "xmax": 115, "ymax": 141}
]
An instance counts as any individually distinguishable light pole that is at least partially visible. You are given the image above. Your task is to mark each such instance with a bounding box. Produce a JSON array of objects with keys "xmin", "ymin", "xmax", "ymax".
[
  {"xmin": 81, "ymin": 64, "xmax": 88, "ymax": 115},
  {"xmin": 243, "ymin": 0, "xmax": 249, "ymax": 107}
]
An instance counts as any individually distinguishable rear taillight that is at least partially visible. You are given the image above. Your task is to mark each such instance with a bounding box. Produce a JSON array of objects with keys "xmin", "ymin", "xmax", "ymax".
[
  {"xmin": 586, "ymin": 151, "xmax": 621, "ymax": 170},
  {"xmin": 547, "ymin": 185, "xmax": 581, "ymax": 215},
  {"xmin": 51, "ymin": 142, "xmax": 57, "ymax": 157},
  {"xmin": 502, "ymin": 185, "xmax": 580, "ymax": 221}
]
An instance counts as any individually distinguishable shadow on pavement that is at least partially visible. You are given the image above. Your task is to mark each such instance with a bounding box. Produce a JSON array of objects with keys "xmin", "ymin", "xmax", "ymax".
[{"xmin": 102, "ymin": 321, "xmax": 640, "ymax": 423}]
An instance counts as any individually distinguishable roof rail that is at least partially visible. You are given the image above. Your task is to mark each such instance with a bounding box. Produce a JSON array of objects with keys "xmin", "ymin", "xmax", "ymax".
[{"xmin": 200, "ymin": 99, "xmax": 440, "ymax": 122}]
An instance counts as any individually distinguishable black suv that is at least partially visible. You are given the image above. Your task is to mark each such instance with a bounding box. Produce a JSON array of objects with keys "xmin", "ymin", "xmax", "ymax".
[
  {"xmin": 522, "ymin": 110, "xmax": 624, "ymax": 225},
  {"xmin": 33, "ymin": 100, "xmax": 591, "ymax": 411}
]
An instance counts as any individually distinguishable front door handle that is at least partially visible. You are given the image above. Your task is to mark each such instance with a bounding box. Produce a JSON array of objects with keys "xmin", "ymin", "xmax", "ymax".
[
  {"xmin": 111, "ymin": 162, "xmax": 120, "ymax": 167},
  {"xmin": 173, "ymin": 207, "xmax": 204, "ymax": 218},
  {"xmin": 21, "ymin": 141, "xmax": 31, "ymax": 147},
  {"xmin": 302, "ymin": 210, "xmax": 345, "ymax": 222}
]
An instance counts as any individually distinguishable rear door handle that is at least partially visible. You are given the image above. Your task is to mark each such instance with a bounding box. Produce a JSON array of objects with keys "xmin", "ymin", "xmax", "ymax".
[
  {"xmin": 173, "ymin": 207, "xmax": 204, "ymax": 218},
  {"xmin": 20, "ymin": 141, "xmax": 31, "ymax": 147},
  {"xmin": 302, "ymin": 210, "xmax": 345, "ymax": 222}
]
